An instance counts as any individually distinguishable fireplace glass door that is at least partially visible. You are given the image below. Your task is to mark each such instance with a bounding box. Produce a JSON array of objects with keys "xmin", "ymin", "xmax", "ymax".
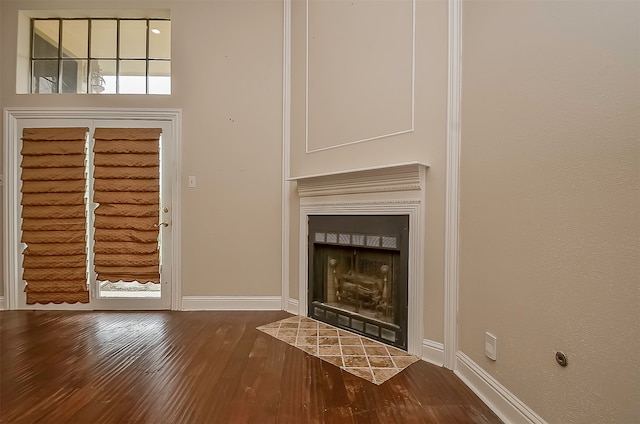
[{"xmin": 308, "ymin": 215, "xmax": 409, "ymax": 350}]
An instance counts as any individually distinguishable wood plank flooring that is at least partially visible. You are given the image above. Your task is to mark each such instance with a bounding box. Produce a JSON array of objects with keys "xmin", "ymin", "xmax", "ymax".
[{"xmin": 0, "ymin": 311, "xmax": 502, "ymax": 423}]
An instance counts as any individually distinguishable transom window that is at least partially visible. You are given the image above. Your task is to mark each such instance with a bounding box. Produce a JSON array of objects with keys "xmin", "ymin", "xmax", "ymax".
[{"xmin": 30, "ymin": 18, "xmax": 171, "ymax": 95}]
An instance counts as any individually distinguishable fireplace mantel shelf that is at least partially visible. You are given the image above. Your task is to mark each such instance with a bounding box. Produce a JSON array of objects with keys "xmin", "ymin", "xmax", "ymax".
[{"xmin": 290, "ymin": 162, "xmax": 429, "ymax": 198}]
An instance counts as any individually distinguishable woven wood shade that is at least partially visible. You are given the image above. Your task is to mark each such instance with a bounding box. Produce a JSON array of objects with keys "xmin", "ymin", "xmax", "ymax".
[
  {"xmin": 93, "ymin": 128, "xmax": 161, "ymax": 284},
  {"xmin": 20, "ymin": 127, "xmax": 89, "ymax": 305}
]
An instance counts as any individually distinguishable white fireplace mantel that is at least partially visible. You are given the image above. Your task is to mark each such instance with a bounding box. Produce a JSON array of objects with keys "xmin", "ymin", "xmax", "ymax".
[
  {"xmin": 292, "ymin": 162, "xmax": 428, "ymax": 355},
  {"xmin": 290, "ymin": 161, "xmax": 428, "ymax": 198}
]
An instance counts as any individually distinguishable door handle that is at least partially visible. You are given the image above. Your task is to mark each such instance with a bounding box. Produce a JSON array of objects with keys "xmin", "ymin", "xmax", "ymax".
[{"xmin": 154, "ymin": 222, "xmax": 169, "ymax": 228}]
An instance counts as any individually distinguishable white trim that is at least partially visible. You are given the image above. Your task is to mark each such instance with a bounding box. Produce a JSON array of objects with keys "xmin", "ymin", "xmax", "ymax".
[
  {"xmin": 455, "ymin": 352, "xmax": 548, "ymax": 424},
  {"xmin": 287, "ymin": 298, "xmax": 299, "ymax": 315},
  {"xmin": 3, "ymin": 107, "xmax": 182, "ymax": 311},
  {"xmin": 291, "ymin": 162, "xmax": 429, "ymax": 198},
  {"xmin": 444, "ymin": 0, "xmax": 462, "ymax": 370},
  {"xmin": 0, "ymin": 297, "xmax": 6, "ymax": 310},
  {"xmin": 289, "ymin": 161, "xmax": 427, "ymax": 182},
  {"xmin": 169, "ymin": 111, "xmax": 183, "ymax": 311},
  {"xmin": 304, "ymin": 0, "xmax": 416, "ymax": 153},
  {"xmin": 422, "ymin": 339, "xmax": 445, "ymax": 367},
  {"xmin": 182, "ymin": 296, "xmax": 283, "ymax": 311},
  {"xmin": 281, "ymin": 0, "xmax": 292, "ymax": 312},
  {"xmin": 296, "ymin": 163, "xmax": 426, "ymax": 356},
  {"xmin": 3, "ymin": 111, "xmax": 20, "ymax": 310}
]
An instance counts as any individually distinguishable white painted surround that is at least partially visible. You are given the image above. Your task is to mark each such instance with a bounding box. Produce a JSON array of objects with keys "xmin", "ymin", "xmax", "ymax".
[{"xmin": 291, "ymin": 162, "xmax": 427, "ymax": 357}]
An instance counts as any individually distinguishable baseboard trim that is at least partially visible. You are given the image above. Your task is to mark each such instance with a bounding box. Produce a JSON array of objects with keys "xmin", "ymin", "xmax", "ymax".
[
  {"xmin": 421, "ymin": 339, "xmax": 445, "ymax": 367},
  {"xmin": 181, "ymin": 296, "xmax": 282, "ymax": 311},
  {"xmin": 287, "ymin": 298, "xmax": 299, "ymax": 315},
  {"xmin": 0, "ymin": 296, "xmax": 5, "ymax": 310},
  {"xmin": 455, "ymin": 352, "xmax": 547, "ymax": 424}
]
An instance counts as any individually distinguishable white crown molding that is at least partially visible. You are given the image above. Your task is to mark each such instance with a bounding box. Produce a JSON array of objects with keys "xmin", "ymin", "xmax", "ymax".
[
  {"xmin": 290, "ymin": 161, "xmax": 428, "ymax": 181},
  {"xmin": 302, "ymin": 199, "xmax": 423, "ymax": 208},
  {"xmin": 3, "ymin": 107, "xmax": 181, "ymax": 120},
  {"xmin": 422, "ymin": 339, "xmax": 445, "ymax": 367},
  {"xmin": 3, "ymin": 107, "xmax": 182, "ymax": 311},
  {"xmin": 444, "ymin": 0, "xmax": 462, "ymax": 370},
  {"xmin": 293, "ymin": 162, "xmax": 428, "ymax": 198},
  {"xmin": 182, "ymin": 296, "xmax": 283, "ymax": 311},
  {"xmin": 301, "ymin": 184, "xmax": 423, "ymax": 198},
  {"xmin": 305, "ymin": 0, "xmax": 416, "ymax": 153},
  {"xmin": 455, "ymin": 352, "xmax": 548, "ymax": 424}
]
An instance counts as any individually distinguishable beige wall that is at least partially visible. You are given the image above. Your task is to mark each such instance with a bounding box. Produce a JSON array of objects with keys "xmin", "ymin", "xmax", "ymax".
[
  {"xmin": 459, "ymin": 0, "xmax": 640, "ymax": 422},
  {"xmin": 1, "ymin": 0, "xmax": 284, "ymax": 298},
  {"xmin": 289, "ymin": 0, "xmax": 449, "ymax": 343}
]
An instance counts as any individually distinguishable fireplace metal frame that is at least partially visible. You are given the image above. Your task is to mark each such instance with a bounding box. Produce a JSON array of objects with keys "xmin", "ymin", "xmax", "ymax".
[{"xmin": 308, "ymin": 215, "xmax": 409, "ymax": 349}]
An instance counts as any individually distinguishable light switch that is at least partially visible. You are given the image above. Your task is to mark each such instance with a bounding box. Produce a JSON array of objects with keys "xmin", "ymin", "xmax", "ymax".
[
  {"xmin": 188, "ymin": 176, "xmax": 196, "ymax": 188},
  {"xmin": 485, "ymin": 332, "xmax": 497, "ymax": 360}
]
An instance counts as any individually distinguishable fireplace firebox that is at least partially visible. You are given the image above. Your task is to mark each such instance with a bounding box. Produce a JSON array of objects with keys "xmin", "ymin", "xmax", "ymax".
[{"xmin": 308, "ymin": 215, "xmax": 409, "ymax": 350}]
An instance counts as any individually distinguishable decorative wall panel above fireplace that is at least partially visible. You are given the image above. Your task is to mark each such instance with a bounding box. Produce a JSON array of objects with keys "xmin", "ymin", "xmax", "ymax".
[{"xmin": 292, "ymin": 162, "xmax": 428, "ymax": 355}]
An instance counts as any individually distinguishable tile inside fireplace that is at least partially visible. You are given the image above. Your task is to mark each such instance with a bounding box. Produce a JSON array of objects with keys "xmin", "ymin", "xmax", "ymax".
[{"xmin": 308, "ymin": 215, "xmax": 409, "ymax": 350}]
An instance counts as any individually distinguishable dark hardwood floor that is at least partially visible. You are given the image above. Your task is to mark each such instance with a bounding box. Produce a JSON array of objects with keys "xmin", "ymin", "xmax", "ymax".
[{"xmin": 0, "ymin": 310, "xmax": 502, "ymax": 423}]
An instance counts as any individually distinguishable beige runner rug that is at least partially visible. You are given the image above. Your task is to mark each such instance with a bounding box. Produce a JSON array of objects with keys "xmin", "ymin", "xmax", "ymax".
[{"xmin": 257, "ymin": 315, "xmax": 419, "ymax": 385}]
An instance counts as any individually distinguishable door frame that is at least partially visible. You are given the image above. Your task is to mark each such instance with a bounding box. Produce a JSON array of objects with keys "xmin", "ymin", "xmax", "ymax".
[{"xmin": 3, "ymin": 107, "xmax": 182, "ymax": 310}]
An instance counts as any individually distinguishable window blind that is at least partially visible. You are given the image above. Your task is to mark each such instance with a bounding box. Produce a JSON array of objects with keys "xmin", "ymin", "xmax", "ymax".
[
  {"xmin": 93, "ymin": 128, "xmax": 161, "ymax": 284},
  {"xmin": 20, "ymin": 127, "xmax": 89, "ymax": 304}
]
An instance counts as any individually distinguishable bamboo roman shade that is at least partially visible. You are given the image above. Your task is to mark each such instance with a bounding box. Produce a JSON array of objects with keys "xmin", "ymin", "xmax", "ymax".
[
  {"xmin": 20, "ymin": 127, "xmax": 89, "ymax": 304},
  {"xmin": 93, "ymin": 128, "xmax": 161, "ymax": 284}
]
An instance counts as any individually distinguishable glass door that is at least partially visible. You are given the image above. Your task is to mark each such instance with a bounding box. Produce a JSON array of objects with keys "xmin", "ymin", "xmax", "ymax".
[
  {"xmin": 13, "ymin": 118, "xmax": 173, "ymax": 310},
  {"xmin": 90, "ymin": 120, "xmax": 172, "ymax": 310}
]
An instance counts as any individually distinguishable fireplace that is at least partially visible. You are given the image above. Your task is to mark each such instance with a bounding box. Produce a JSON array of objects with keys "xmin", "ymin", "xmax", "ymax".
[
  {"xmin": 294, "ymin": 162, "xmax": 427, "ymax": 355},
  {"xmin": 308, "ymin": 215, "xmax": 409, "ymax": 350}
]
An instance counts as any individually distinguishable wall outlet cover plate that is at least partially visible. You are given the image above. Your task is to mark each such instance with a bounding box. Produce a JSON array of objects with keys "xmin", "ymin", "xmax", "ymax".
[{"xmin": 485, "ymin": 332, "xmax": 497, "ymax": 360}]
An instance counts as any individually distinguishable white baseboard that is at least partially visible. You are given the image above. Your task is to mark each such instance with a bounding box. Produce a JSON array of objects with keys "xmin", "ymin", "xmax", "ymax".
[
  {"xmin": 421, "ymin": 339, "xmax": 445, "ymax": 367},
  {"xmin": 0, "ymin": 296, "xmax": 5, "ymax": 310},
  {"xmin": 181, "ymin": 296, "xmax": 282, "ymax": 311},
  {"xmin": 455, "ymin": 352, "xmax": 547, "ymax": 424},
  {"xmin": 287, "ymin": 298, "xmax": 299, "ymax": 315}
]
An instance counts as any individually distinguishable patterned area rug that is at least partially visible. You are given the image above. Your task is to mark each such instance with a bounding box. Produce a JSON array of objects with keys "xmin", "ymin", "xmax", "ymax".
[{"xmin": 257, "ymin": 315, "xmax": 419, "ymax": 385}]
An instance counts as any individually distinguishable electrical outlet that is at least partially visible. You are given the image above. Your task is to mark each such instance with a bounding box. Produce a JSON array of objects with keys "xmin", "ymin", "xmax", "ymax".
[{"xmin": 485, "ymin": 332, "xmax": 497, "ymax": 360}]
